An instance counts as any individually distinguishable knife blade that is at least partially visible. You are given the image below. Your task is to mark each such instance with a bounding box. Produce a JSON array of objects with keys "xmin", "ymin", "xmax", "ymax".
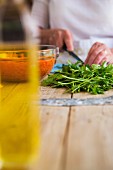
[{"xmin": 63, "ymin": 44, "xmax": 84, "ymax": 63}]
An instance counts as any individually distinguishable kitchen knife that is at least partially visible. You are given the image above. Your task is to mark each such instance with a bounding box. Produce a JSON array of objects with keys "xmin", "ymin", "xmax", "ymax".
[{"xmin": 63, "ymin": 44, "xmax": 84, "ymax": 63}]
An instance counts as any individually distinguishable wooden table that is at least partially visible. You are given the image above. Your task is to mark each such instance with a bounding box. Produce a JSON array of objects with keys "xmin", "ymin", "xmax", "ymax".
[
  {"xmin": 35, "ymin": 86, "xmax": 113, "ymax": 170},
  {"xmin": 1, "ymin": 83, "xmax": 113, "ymax": 170}
]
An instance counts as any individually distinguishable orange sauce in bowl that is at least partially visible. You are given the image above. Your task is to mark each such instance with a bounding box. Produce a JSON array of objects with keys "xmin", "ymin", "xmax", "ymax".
[
  {"xmin": 0, "ymin": 52, "xmax": 56, "ymax": 82},
  {"xmin": 39, "ymin": 57, "xmax": 55, "ymax": 79},
  {"xmin": 0, "ymin": 59, "xmax": 28, "ymax": 82}
]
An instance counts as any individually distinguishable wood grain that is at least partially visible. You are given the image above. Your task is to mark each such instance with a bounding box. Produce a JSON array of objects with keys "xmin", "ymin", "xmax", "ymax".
[
  {"xmin": 73, "ymin": 89, "xmax": 113, "ymax": 99},
  {"xmin": 32, "ymin": 106, "xmax": 69, "ymax": 170},
  {"xmin": 66, "ymin": 105, "xmax": 113, "ymax": 170},
  {"xmin": 40, "ymin": 86, "xmax": 71, "ymax": 99},
  {"xmin": 1, "ymin": 83, "xmax": 113, "ymax": 170}
]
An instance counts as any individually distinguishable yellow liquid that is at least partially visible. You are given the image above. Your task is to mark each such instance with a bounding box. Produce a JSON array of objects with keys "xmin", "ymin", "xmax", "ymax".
[
  {"xmin": 0, "ymin": 82, "xmax": 40, "ymax": 167},
  {"xmin": 0, "ymin": 44, "xmax": 40, "ymax": 168}
]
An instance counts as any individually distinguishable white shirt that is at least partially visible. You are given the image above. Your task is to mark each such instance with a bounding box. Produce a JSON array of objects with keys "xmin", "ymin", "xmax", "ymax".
[{"xmin": 32, "ymin": 0, "xmax": 113, "ymax": 63}]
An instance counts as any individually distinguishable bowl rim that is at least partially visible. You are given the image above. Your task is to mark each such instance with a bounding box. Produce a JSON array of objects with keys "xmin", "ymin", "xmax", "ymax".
[
  {"xmin": 0, "ymin": 44, "xmax": 59, "ymax": 59},
  {"xmin": 0, "ymin": 44, "xmax": 58, "ymax": 51}
]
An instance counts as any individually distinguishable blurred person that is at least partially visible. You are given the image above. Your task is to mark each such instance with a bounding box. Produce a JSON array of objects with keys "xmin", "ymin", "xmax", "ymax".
[
  {"xmin": 26, "ymin": 0, "xmax": 33, "ymax": 9},
  {"xmin": 31, "ymin": 0, "xmax": 113, "ymax": 65}
]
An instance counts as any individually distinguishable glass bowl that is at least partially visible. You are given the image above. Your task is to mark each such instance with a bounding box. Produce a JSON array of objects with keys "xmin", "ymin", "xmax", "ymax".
[
  {"xmin": 38, "ymin": 45, "xmax": 59, "ymax": 80},
  {"xmin": 0, "ymin": 45, "xmax": 59, "ymax": 82}
]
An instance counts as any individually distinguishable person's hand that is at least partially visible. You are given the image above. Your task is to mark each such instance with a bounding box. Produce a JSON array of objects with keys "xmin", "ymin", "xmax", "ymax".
[
  {"xmin": 85, "ymin": 42, "xmax": 113, "ymax": 65},
  {"xmin": 39, "ymin": 28, "xmax": 74, "ymax": 51}
]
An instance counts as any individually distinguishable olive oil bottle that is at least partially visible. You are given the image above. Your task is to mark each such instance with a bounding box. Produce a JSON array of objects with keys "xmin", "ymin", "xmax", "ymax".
[{"xmin": 0, "ymin": 0, "xmax": 40, "ymax": 169}]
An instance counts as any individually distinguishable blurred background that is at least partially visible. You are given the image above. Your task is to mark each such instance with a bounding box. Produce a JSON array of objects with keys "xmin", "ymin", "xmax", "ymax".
[
  {"xmin": 26, "ymin": 0, "xmax": 32, "ymax": 9},
  {"xmin": 1, "ymin": 0, "xmax": 33, "ymax": 42}
]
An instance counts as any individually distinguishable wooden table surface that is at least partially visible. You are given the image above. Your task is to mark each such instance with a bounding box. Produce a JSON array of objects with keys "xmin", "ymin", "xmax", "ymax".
[
  {"xmin": 1, "ymin": 83, "xmax": 113, "ymax": 170},
  {"xmin": 35, "ymin": 86, "xmax": 113, "ymax": 170}
]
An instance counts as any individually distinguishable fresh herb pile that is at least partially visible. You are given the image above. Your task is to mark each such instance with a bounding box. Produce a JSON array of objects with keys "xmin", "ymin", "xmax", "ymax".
[{"xmin": 42, "ymin": 61, "xmax": 113, "ymax": 94}]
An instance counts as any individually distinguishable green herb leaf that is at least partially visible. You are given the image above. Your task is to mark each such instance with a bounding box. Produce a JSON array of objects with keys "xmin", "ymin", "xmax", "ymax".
[{"xmin": 41, "ymin": 61, "xmax": 113, "ymax": 94}]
